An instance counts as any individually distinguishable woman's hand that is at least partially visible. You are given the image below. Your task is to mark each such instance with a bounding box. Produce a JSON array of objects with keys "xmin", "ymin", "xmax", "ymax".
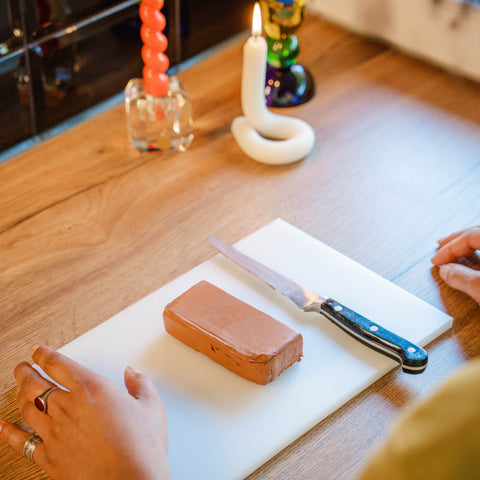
[
  {"xmin": 431, "ymin": 226, "xmax": 480, "ymax": 305},
  {"xmin": 0, "ymin": 345, "xmax": 171, "ymax": 480}
]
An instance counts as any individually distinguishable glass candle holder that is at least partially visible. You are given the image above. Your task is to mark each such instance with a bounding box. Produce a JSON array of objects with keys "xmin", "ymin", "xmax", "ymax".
[
  {"xmin": 260, "ymin": 0, "xmax": 314, "ymax": 107},
  {"xmin": 124, "ymin": 76, "xmax": 193, "ymax": 152}
]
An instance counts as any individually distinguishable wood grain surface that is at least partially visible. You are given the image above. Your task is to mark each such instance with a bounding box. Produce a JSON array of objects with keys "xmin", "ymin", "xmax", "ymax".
[{"xmin": 1, "ymin": 13, "xmax": 480, "ymax": 480}]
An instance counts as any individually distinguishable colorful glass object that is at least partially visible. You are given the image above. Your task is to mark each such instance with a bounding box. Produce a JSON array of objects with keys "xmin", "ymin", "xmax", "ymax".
[
  {"xmin": 260, "ymin": 0, "xmax": 314, "ymax": 107},
  {"xmin": 125, "ymin": 0, "xmax": 193, "ymax": 152}
]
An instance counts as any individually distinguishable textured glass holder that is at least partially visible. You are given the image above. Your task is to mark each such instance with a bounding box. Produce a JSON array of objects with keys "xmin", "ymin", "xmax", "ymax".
[
  {"xmin": 260, "ymin": 0, "xmax": 314, "ymax": 108},
  {"xmin": 124, "ymin": 76, "xmax": 193, "ymax": 152}
]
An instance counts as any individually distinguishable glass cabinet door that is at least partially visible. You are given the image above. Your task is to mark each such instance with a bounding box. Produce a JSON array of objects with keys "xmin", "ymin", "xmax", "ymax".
[{"xmin": 0, "ymin": 0, "xmax": 34, "ymax": 153}]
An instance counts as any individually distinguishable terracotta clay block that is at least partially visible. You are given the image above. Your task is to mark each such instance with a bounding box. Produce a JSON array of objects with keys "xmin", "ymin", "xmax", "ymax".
[{"xmin": 163, "ymin": 281, "xmax": 303, "ymax": 385}]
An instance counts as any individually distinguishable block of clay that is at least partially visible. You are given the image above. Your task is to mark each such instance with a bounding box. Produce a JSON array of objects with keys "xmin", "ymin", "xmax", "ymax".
[{"xmin": 163, "ymin": 280, "xmax": 303, "ymax": 385}]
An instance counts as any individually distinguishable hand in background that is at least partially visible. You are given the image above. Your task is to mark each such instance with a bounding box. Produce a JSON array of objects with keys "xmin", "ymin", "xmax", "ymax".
[
  {"xmin": 0, "ymin": 345, "xmax": 172, "ymax": 480},
  {"xmin": 431, "ymin": 226, "xmax": 480, "ymax": 305}
]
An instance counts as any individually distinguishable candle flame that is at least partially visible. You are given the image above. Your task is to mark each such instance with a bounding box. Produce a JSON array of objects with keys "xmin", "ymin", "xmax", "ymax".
[{"xmin": 252, "ymin": 3, "xmax": 262, "ymax": 36}]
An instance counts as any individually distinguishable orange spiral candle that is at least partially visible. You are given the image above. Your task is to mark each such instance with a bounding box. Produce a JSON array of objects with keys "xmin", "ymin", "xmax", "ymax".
[{"xmin": 140, "ymin": 0, "xmax": 169, "ymax": 97}]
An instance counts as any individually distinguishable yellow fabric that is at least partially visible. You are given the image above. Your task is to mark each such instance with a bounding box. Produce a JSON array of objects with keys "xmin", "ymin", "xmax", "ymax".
[{"xmin": 358, "ymin": 359, "xmax": 480, "ymax": 480}]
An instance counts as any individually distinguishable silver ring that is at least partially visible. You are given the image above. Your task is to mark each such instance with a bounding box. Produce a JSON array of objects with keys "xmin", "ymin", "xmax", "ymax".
[
  {"xmin": 23, "ymin": 435, "xmax": 43, "ymax": 462},
  {"xmin": 34, "ymin": 387, "xmax": 57, "ymax": 413}
]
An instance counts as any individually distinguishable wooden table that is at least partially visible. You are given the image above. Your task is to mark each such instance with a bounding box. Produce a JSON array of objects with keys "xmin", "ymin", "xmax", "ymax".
[{"xmin": 1, "ymin": 14, "xmax": 480, "ymax": 480}]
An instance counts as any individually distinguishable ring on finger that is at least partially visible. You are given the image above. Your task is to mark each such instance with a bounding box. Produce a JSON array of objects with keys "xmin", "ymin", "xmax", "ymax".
[
  {"xmin": 23, "ymin": 435, "xmax": 43, "ymax": 462},
  {"xmin": 34, "ymin": 387, "xmax": 57, "ymax": 414}
]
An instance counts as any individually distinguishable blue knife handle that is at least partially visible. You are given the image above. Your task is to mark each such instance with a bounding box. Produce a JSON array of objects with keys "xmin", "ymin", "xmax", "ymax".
[{"xmin": 308, "ymin": 298, "xmax": 428, "ymax": 374}]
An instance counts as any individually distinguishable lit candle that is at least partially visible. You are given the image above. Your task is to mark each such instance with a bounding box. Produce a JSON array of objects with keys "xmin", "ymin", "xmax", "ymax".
[{"xmin": 231, "ymin": 3, "xmax": 315, "ymax": 165}]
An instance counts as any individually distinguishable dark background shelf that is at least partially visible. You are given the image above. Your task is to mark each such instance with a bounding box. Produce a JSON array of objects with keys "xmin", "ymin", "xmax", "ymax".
[{"xmin": 0, "ymin": 0, "xmax": 252, "ymax": 155}]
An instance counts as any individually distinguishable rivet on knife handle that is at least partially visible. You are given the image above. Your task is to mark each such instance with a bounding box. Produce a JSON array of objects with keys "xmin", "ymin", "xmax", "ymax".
[{"xmin": 313, "ymin": 299, "xmax": 428, "ymax": 374}]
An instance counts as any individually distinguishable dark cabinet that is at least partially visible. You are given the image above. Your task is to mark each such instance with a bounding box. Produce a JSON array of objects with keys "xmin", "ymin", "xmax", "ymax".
[{"xmin": 0, "ymin": 0, "xmax": 252, "ymax": 157}]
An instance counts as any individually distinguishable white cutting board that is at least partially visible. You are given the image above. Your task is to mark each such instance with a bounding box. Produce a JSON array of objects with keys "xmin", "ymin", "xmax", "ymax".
[{"xmin": 58, "ymin": 219, "xmax": 452, "ymax": 479}]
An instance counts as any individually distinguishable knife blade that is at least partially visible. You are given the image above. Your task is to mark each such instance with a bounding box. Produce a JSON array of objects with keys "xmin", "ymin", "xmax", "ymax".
[{"xmin": 208, "ymin": 236, "xmax": 428, "ymax": 374}]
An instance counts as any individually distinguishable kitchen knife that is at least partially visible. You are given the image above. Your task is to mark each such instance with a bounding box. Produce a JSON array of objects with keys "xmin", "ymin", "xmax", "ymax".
[{"xmin": 208, "ymin": 236, "xmax": 428, "ymax": 374}]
